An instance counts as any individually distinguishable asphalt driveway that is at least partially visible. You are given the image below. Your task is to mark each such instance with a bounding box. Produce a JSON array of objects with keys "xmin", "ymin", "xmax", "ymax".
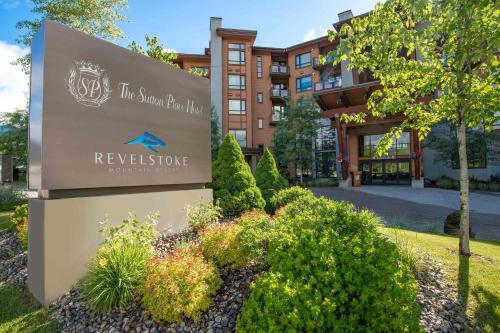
[{"xmin": 312, "ymin": 186, "xmax": 500, "ymax": 241}]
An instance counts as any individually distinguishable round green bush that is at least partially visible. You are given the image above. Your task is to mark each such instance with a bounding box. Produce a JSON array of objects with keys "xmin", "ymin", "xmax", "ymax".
[
  {"xmin": 238, "ymin": 197, "xmax": 421, "ymax": 332},
  {"xmin": 268, "ymin": 186, "xmax": 314, "ymax": 214},
  {"xmin": 254, "ymin": 148, "xmax": 288, "ymax": 213},
  {"xmin": 139, "ymin": 246, "xmax": 221, "ymax": 323},
  {"xmin": 237, "ymin": 211, "xmax": 273, "ymax": 262},
  {"xmin": 211, "ymin": 134, "xmax": 265, "ymax": 216},
  {"xmin": 199, "ymin": 222, "xmax": 248, "ymax": 269}
]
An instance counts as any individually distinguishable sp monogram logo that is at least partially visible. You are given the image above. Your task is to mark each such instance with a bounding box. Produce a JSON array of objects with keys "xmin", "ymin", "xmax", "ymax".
[{"xmin": 66, "ymin": 60, "xmax": 111, "ymax": 107}]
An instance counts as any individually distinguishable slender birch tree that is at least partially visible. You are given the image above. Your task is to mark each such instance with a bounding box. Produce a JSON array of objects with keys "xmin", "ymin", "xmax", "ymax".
[{"xmin": 328, "ymin": 0, "xmax": 499, "ymax": 255}]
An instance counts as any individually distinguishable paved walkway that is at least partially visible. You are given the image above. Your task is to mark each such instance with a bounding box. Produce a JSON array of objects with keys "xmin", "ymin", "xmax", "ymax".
[{"xmin": 312, "ymin": 186, "xmax": 500, "ymax": 241}]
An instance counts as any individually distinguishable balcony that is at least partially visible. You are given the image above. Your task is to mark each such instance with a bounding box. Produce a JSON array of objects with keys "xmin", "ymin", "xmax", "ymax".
[
  {"xmin": 313, "ymin": 55, "xmax": 335, "ymax": 69},
  {"xmin": 314, "ymin": 78, "xmax": 342, "ymax": 91},
  {"xmin": 270, "ymin": 88, "xmax": 289, "ymax": 101},
  {"xmin": 270, "ymin": 112, "xmax": 281, "ymax": 125},
  {"xmin": 270, "ymin": 65, "xmax": 289, "ymax": 78}
]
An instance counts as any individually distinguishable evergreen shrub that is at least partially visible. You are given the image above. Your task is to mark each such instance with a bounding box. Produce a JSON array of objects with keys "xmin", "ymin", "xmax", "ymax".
[
  {"xmin": 254, "ymin": 148, "xmax": 288, "ymax": 212},
  {"xmin": 211, "ymin": 134, "xmax": 265, "ymax": 216},
  {"xmin": 268, "ymin": 186, "xmax": 314, "ymax": 214}
]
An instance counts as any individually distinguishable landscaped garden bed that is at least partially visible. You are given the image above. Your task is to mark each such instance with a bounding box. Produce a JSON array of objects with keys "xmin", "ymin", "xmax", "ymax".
[{"xmin": 0, "ymin": 135, "xmax": 492, "ymax": 332}]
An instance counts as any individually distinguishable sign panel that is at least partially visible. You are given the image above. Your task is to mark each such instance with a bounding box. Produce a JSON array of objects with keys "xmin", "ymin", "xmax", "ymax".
[{"xmin": 29, "ymin": 21, "xmax": 211, "ymax": 190}]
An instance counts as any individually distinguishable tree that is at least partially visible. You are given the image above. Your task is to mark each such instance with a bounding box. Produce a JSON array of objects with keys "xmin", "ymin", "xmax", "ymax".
[
  {"xmin": 0, "ymin": 109, "xmax": 29, "ymax": 167},
  {"xmin": 210, "ymin": 105, "xmax": 221, "ymax": 160},
  {"xmin": 129, "ymin": 35, "xmax": 207, "ymax": 77},
  {"xmin": 212, "ymin": 134, "xmax": 265, "ymax": 216},
  {"xmin": 129, "ymin": 35, "xmax": 178, "ymax": 66},
  {"xmin": 329, "ymin": 0, "xmax": 499, "ymax": 256},
  {"xmin": 15, "ymin": 0, "xmax": 128, "ymax": 73},
  {"xmin": 271, "ymin": 97, "xmax": 320, "ymax": 183},
  {"xmin": 254, "ymin": 148, "xmax": 288, "ymax": 212}
]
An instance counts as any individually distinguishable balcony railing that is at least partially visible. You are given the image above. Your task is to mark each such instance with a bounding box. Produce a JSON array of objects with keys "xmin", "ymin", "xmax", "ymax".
[
  {"xmin": 314, "ymin": 78, "xmax": 342, "ymax": 91},
  {"xmin": 270, "ymin": 65, "xmax": 289, "ymax": 75},
  {"xmin": 270, "ymin": 88, "xmax": 289, "ymax": 98},
  {"xmin": 313, "ymin": 55, "xmax": 335, "ymax": 69},
  {"xmin": 270, "ymin": 112, "xmax": 281, "ymax": 124}
]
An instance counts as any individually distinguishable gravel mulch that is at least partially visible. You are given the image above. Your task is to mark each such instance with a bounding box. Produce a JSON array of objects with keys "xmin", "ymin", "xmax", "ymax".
[
  {"xmin": 0, "ymin": 228, "xmax": 480, "ymax": 333},
  {"xmin": 0, "ymin": 231, "xmax": 27, "ymax": 286},
  {"xmin": 416, "ymin": 256, "xmax": 478, "ymax": 332}
]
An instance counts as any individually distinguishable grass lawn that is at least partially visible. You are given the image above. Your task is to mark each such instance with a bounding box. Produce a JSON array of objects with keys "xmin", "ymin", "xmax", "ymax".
[
  {"xmin": 381, "ymin": 227, "xmax": 500, "ymax": 333},
  {"xmin": 0, "ymin": 211, "xmax": 11, "ymax": 232},
  {"xmin": 0, "ymin": 282, "xmax": 58, "ymax": 333}
]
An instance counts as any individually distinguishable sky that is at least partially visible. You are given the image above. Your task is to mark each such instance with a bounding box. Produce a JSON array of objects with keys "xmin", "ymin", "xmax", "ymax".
[{"xmin": 0, "ymin": 0, "xmax": 379, "ymax": 113}]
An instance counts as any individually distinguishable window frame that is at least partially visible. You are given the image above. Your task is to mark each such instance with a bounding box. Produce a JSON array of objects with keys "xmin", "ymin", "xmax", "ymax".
[
  {"xmin": 257, "ymin": 56, "xmax": 262, "ymax": 79},
  {"xmin": 258, "ymin": 118, "xmax": 264, "ymax": 129},
  {"xmin": 228, "ymin": 99, "xmax": 246, "ymax": 115},
  {"xmin": 257, "ymin": 92, "xmax": 263, "ymax": 103},
  {"xmin": 228, "ymin": 74, "xmax": 246, "ymax": 90},
  {"xmin": 229, "ymin": 129, "xmax": 247, "ymax": 147},
  {"xmin": 295, "ymin": 52, "xmax": 311, "ymax": 69},
  {"xmin": 296, "ymin": 75, "xmax": 313, "ymax": 93}
]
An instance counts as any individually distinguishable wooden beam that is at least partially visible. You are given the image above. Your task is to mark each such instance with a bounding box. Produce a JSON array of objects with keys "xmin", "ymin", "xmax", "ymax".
[{"xmin": 339, "ymin": 92, "xmax": 351, "ymax": 108}]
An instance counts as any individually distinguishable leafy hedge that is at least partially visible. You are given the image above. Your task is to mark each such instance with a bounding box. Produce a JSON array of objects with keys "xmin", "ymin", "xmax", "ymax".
[
  {"xmin": 211, "ymin": 134, "xmax": 265, "ymax": 216},
  {"xmin": 254, "ymin": 148, "xmax": 288, "ymax": 212},
  {"xmin": 199, "ymin": 222, "xmax": 247, "ymax": 269},
  {"xmin": 139, "ymin": 246, "xmax": 221, "ymax": 323},
  {"xmin": 237, "ymin": 196, "xmax": 421, "ymax": 332},
  {"xmin": 268, "ymin": 186, "xmax": 314, "ymax": 214}
]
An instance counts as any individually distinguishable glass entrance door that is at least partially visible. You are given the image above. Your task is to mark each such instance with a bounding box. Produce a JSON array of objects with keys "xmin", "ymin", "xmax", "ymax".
[{"xmin": 359, "ymin": 159, "xmax": 411, "ymax": 185}]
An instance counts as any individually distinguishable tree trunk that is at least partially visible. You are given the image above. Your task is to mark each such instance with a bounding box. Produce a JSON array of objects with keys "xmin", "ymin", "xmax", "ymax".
[{"xmin": 456, "ymin": 117, "xmax": 471, "ymax": 256}]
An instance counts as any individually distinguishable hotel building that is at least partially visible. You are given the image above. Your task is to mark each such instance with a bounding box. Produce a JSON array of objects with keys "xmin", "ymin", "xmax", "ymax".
[{"xmin": 175, "ymin": 10, "xmax": 500, "ymax": 187}]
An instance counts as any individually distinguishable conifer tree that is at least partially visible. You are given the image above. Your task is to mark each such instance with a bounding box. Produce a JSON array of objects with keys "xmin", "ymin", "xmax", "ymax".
[
  {"xmin": 212, "ymin": 134, "xmax": 265, "ymax": 216},
  {"xmin": 254, "ymin": 148, "xmax": 288, "ymax": 212}
]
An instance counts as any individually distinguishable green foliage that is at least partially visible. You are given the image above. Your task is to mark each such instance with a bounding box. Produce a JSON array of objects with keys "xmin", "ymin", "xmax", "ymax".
[
  {"xmin": 185, "ymin": 200, "xmax": 222, "ymax": 233},
  {"xmin": 99, "ymin": 211, "xmax": 159, "ymax": 252},
  {"xmin": 139, "ymin": 247, "xmax": 221, "ymax": 323},
  {"xmin": 436, "ymin": 176, "xmax": 460, "ymax": 190},
  {"xmin": 238, "ymin": 197, "xmax": 421, "ymax": 332},
  {"xmin": 0, "ymin": 109, "xmax": 28, "ymax": 165},
  {"xmin": 9, "ymin": 204, "xmax": 28, "ymax": 232},
  {"xmin": 210, "ymin": 105, "xmax": 221, "ymax": 160},
  {"xmin": 82, "ymin": 241, "xmax": 149, "ymax": 314},
  {"xmin": 271, "ymin": 97, "xmax": 320, "ymax": 180},
  {"xmin": 237, "ymin": 211, "xmax": 273, "ymax": 262},
  {"xmin": 82, "ymin": 212, "xmax": 158, "ymax": 314},
  {"xmin": 268, "ymin": 186, "xmax": 314, "ymax": 214},
  {"xmin": 301, "ymin": 177, "xmax": 339, "ymax": 187},
  {"xmin": 254, "ymin": 148, "xmax": 288, "ymax": 213},
  {"xmin": 16, "ymin": 218, "xmax": 28, "ymax": 251},
  {"xmin": 436, "ymin": 176, "xmax": 500, "ymax": 192},
  {"xmin": 199, "ymin": 222, "xmax": 248, "ymax": 269},
  {"xmin": 212, "ymin": 134, "xmax": 265, "ymax": 216},
  {"xmin": 0, "ymin": 281, "xmax": 59, "ymax": 333},
  {"xmin": 15, "ymin": 0, "xmax": 128, "ymax": 73},
  {"xmin": 129, "ymin": 35, "xmax": 178, "ymax": 66},
  {"xmin": 0, "ymin": 188, "xmax": 27, "ymax": 212}
]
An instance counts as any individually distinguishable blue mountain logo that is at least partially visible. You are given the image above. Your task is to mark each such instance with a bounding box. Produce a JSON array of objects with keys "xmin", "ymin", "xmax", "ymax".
[{"xmin": 125, "ymin": 132, "xmax": 166, "ymax": 153}]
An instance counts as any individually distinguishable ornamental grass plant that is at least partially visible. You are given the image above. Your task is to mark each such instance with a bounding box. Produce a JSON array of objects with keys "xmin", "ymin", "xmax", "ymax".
[{"xmin": 81, "ymin": 212, "xmax": 159, "ymax": 314}]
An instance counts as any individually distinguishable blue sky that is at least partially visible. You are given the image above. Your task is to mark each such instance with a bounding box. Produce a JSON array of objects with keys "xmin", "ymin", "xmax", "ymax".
[{"xmin": 0, "ymin": 0, "xmax": 378, "ymax": 113}]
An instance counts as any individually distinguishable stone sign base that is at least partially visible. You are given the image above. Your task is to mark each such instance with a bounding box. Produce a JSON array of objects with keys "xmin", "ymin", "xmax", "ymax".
[{"xmin": 28, "ymin": 188, "xmax": 212, "ymax": 305}]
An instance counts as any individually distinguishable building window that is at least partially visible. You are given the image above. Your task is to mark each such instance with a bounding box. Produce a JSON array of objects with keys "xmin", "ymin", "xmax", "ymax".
[
  {"xmin": 450, "ymin": 130, "xmax": 487, "ymax": 169},
  {"xmin": 228, "ymin": 99, "xmax": 246, "ymax": 115},
  {"xmin": 257, "ymin": 56, "xmax": 262, "ymax": 78},
  {"xmin": 359, "ymin": 132, "xmax": 411, "ymax": 158},
  {"xmin": 272, "ymin": 104, "xmax": 285, "ymax": 114},
  {"xmin": 228, "ymin": 43, "xmax": 245, "ymax": 65},
  {"xmin": 228, "ymin": 74, "xmax": 245, "ymax": 89},
  {"xmin": 295, "ymin": 52, "xmax": 311, "ymax": 68},
  {"xmin": 229, "ymin": 129, "xmax": 246, "ymax": 147},
  {"xmin": 257, "ymin": 92, "xmax": 263, "ymax": 103},
  {"xmin": 296, "ymin": 75, "xmax": 312, "ymax": 93},
  {"xmin": 258, "ymin": 118, "xmax": 264, "ymax": 129}
]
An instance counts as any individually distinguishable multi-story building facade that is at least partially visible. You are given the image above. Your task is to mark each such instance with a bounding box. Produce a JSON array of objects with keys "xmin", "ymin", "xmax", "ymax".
[{"xmin": 176, "ymin": 10, "xmax": 500, "ymax": 186}]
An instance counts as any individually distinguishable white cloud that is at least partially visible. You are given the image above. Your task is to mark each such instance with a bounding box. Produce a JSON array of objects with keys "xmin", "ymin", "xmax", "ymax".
[
  {"xmin": 0, "ymin": 0, "xmax": 20, "ymax": 9},
  {"xmin": 0, "ymin": 41, "xmax": 29, "ymax": 113},
  {"xmin": 163, "ymin": 48, "xmax": 177, "ymax": 53},
  {"xmin": 303, "ymin": 27, "xmax": 328, "ymax": 42}
]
